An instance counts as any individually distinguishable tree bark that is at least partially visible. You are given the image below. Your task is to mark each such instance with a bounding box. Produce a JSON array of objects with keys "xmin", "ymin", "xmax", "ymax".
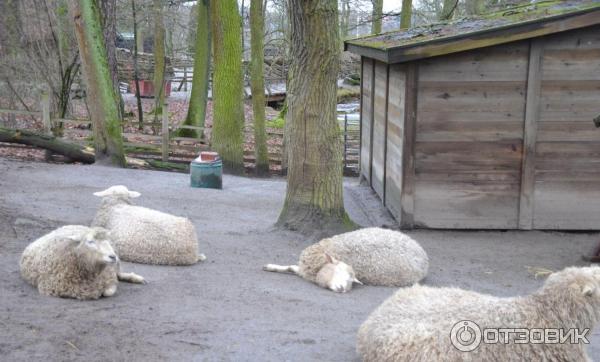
[
  {"xmin": 99, "ymin": 0, "xmax": 124, "ymax": 118},
  {"xmin": 276, "ymin": 0, "xmax": 355, "ymax": 235},
  {"xmin": 210, "ymin": 0, "xmax": 245, "ymax": 173},
  {"xmin": 131, "ymin": 0, "xmax": 144, "ymax": 130},
  {"xmin": 371, "ymin": 0, "xmax": 383, "ymax": 34},
  {"xmin": 440, "ymin": 0, "xmax": 457, "ymax": 20},
  {"xmin": 0, "ymin": 126, "xmax": 94, "ymax": 164},
  {"xmin": 153, "ymin": 0, "xmax": 166, "ymax": 117},
  {"xmin": 69, "ymin": 0, "xmax": 126, "ymax": 166},
  {"xmin": 179, "ymin": 0, "xmax": 211, "ymax": 139},
  {"xmin": 250, "ymin": 0, "xmax": 269, "ymax": 175},
  {"xmin": 400, "ymin": 0, "xmax": 412, "ymax": 30}
]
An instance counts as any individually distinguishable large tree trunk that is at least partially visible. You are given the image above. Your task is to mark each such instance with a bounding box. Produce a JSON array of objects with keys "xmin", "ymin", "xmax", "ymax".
[
  {"xmin": 276, "ymin": 0, "xmax": 355, "ymax": 235},
  {"xmin": 400, "ymin": 0, "xmax": 412, "ymax": 30},
  {"xmin": 179, "ymin": 0, "xmax": 211, "ymax": 139},
  {"xmin": 210, "ymin": 0, "xmax": 245, "ymax": 173},
  {"xmin": 0, "ymin": 127, "xmax": 94, "ymax": 164},
  {"xmin": 371, "ymin": 0, "xmax": 383, "ymax": 34},
  {"xmin": 69, "ymin": 0, "xmax": 125, "ymax": 166},
  {"xmin": 440, "ymin": 0, "xmax": 457, "ymax": 20},
  {"xmin": 250, "ymin": 0, "xmax": 269, "ymax": 175},
  {"xmin": 153, "ymin": 0, "xmax": 166, "ymax": 117},
  {"xmin": 131, "ymin": 0, "xmax": 144, "ymax": 130},
  {"xmin": 99, "ymin": 0, "xmax": 124, "ymax": 118}
]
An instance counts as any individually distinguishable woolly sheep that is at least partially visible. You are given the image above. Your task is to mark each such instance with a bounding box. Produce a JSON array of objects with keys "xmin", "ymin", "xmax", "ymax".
[
  {"xmin": 20, "ymin": 225, "xmax": 145, "ymax": 300},
  {"xmin": 92, "ymin": 185, "xmax": 205, "ymax": 265},
  {"xmin": 357, "ymin": 266, "xmax": 600, "ymax": 362},
  {"xmin": 264, "ymin": 227, "xmax": 428, "ymax": 293}
]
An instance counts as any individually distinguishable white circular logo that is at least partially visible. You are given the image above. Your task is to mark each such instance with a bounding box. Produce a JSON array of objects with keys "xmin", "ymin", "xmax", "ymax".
[{"xmin": 450, "ymin": 320, "xmax": 482, "ymax": 352}]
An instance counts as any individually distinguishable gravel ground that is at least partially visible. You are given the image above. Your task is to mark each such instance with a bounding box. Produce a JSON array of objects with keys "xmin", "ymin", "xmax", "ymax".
[{"xmin": 1, "ymin": 158, "xmax": 599, "ymax": 361}]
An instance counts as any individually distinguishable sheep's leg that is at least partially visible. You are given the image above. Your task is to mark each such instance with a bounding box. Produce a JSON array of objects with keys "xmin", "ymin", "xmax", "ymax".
[
  {"xmin": 263, "ymin": 264, "xmax": 300, "ymax": 275},
  {"xmin": 118, "ymin": 271, "xmax": 146, "ymax": 284},
  {"xmin": 103, "ymin": 284, "xmax": 117, "ymax": 297}
]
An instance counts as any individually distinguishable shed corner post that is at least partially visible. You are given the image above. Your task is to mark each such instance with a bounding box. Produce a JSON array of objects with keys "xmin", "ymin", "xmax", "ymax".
[
  {"xmin": 400, "ymin": 62, "xmax": 418, "ymax": 229},
  {"xmin": 518, "ymin": 38, "xmax": 544, "ymax": 230}
]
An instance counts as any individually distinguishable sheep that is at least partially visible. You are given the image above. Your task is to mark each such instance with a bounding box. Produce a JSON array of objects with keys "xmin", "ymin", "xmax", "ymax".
[
  {"xmin": 357, "ymin": 266, "xmax": 600, "ymax": 362},
  {"xmin": 92, "ymin": 185, "xmax": 205, "ymax": 265},
  {"xmin": 20, "ymin": 225, "xmax": 145, "ymax": 300},
  {"xmin": 263, "ymin": 227, "xmax": 428, "ymax": 293}
]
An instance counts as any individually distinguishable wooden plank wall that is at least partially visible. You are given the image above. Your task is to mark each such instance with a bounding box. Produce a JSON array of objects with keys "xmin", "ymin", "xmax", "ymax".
[
  {"xmin": 360, "ymin": 58, "xmax": 374, "ymax": 182},
  {"xmin": 533, "ymin": 25, "xmax": 600, "ymax": 229},
  {"xmin": 385, "ymin": 64, "xmax": 406, "ymax": 220},
  {"xmin": 371, "ymin": 61, "xmax": 388, "ymax": 199},
  {"xmin": 412, "ymin": 43, "xmax": 529, "ymax": 228}
]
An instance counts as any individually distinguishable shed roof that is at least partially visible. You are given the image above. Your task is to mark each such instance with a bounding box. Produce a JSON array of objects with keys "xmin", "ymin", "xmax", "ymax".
[{"xmin": 344, "ymin": 0, "xmax": 600, "ymax": 64}]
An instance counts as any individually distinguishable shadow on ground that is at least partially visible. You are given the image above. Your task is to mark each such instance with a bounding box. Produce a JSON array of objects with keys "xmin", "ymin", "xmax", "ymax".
[{"xmin": 0, "ymin": 158, "xmax": 598, "ymax": 361}]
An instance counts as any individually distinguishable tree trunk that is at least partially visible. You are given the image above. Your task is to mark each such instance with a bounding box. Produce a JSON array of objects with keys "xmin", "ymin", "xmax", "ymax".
[
  {"xmin": 371, "ymin": 0, "xmax": 383, "ymax": 34},
  {"xmin": 99, "ymin": 0, "xmax": 124, "ymax": 118},
  {"xmin": 211, "ymin": 0, "xmax": 245, "ymax": 173},
  {"xmin": 179, "ymin": 0, "xmax": 210, "ymax": 139},
  {"xmin": 0, "ymin": 126, "xmax": 94, "ymax": 164},
  {"xmin": 69, "ymin": 0, "xmax": 125, "ymax": 166},
  {"xmin": 440, "ymin": 0, "xmax": 457, "ymax": 20},
  {"xmin": 153, "ymin": 0, "xmax": 166, "ymax": 117},
  {"xmin": 400, "ymin": 0, "xmax": 412, "ymax": 30},
  {"xmin": 131, "ymin": 0, "xmax": 144, "ymax": 130},
  {"xmin": 250, "ymin": 0, "xmax": 269, "ymax": 175},
  {"xmin": 276, "ymin": 0, "xmax": 355, "ymax": 235}
]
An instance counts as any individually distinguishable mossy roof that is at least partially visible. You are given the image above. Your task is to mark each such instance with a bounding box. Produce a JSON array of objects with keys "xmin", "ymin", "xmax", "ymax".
[{"xmin": 345, "ymin": 0, "xmax": 600, "ymax": 63}]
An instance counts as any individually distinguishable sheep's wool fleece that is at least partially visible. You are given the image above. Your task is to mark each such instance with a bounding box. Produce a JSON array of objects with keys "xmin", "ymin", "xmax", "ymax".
[
  {"xmin": 99, "ymin": 204, "xmax": 199, "ymax": 265},
  {"xmin": 20, "ymin": 225, "xmax": 117, "ymax": 300},
  {"xmin": 357, "ymin": 266, "xmax": 600, "ymax": 362},
  {"xmin": 299, "ymin": 227, "xmax": 428, "ymax": 286}
]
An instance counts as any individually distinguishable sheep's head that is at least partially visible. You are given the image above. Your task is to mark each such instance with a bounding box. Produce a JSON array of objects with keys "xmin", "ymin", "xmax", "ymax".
[
  {"xmin": 73, "ymin": 227, "xmax": 119, "ymax": 269},
  {"xmin": 542, "ymin": 266, "xmax": 600, "ymax": 324},
  {"xmin": 93, "ymin": 185, "xmax": 141, "ymax": 200},
  {"xmin": 317, "ymin": 253, "xmax": 363, "ymax": 293}
]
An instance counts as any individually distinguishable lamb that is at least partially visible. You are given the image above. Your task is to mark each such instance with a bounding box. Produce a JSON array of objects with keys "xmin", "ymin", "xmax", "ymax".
[
  {"xmin": 263, "ymin": 227, "xmax": 428, "ymax": 293},
  {"xmin": 20, "ymin": 225, "xmax": 145, "ymax": 300},
  {"xmin": 357, "ymin": 266, "xmax": 600, "ymax": 362},
  {"xmin": 92, "ymin": 185, "xmax": 205, "ymax": 265}
]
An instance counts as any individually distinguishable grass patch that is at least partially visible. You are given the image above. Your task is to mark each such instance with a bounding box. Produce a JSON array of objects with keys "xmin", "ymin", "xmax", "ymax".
[
  {"xmin": 146, "ymin": 159, "xmax": 189, "ymax": 171},
  {"xmin": 337, "ymin": 88, "xmax": 360, "ymax": 103}
]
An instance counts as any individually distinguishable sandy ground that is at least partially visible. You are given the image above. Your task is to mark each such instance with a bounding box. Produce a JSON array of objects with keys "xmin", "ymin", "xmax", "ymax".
[{"xmin": 1, "ymin": 158, "xmax": 599, "ymax": 361}]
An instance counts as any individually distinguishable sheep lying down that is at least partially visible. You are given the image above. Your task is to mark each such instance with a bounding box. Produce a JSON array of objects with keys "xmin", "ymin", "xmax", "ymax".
[
  {"xmin": 357, "ymin": 266, "xmax": 600, "ymax": 362},
  {"xmin": 92, "ymin": 185, "xmax": 206, "ymax": 266},
  {"xmin": 20, "ymin": 225, "xmax": 145, "ymax": 300},
  {"xmin": 264, "ymin": 227, "xmax": 429, "ymax": 293}
]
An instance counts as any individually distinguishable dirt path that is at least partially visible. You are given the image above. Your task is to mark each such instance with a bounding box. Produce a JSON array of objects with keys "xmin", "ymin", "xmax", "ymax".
[{"xmin": 1, "ymin": 158, "xmax": 599, "ymax": 361}]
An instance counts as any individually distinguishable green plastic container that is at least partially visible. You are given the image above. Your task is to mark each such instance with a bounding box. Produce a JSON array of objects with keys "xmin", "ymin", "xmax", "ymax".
[{"xmin": 190, "ymin": 159, "xmax": 222, "ymax": 189}]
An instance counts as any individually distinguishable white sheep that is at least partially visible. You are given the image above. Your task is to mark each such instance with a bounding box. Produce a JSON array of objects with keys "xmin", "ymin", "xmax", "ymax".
[
  {"xmin": 357, "ymin": 266, "xmax": 600, "ymax": 362},
  {"xmin": 92, "ymin": 185, "xmax": 205, "ymax": 265},
  {"xmin": 20, "ymin": 225, "xmax": 145, "ymax": 300},
  {"xmin": 264, "ymin": 227, "xmax": 428, "ymax": 293}
]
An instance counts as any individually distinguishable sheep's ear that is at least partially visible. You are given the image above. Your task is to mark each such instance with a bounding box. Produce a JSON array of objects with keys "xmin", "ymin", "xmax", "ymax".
[
  {"xmin": 93, "ymin": 190, "xmax": 111, "ymax": 197},
  {"xmin": 582, "ymin": 284, "xmax": 595, "ymax": 297},
  {"xmin": 353, "ymin": 277, "xmax": 364, "ymax": 285},
  {"xmin": 128, "ymin": 191, "xmax": 141, "ymax": 198},
  {"xmin": 324, "ymin": 253, "xmax": 338, "ymax": 264}
]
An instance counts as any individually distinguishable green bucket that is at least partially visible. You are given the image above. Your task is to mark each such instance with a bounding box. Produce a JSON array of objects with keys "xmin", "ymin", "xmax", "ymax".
[{"xmin": 190, "ymin": 159, "xmax": 222, "ymax": 189}]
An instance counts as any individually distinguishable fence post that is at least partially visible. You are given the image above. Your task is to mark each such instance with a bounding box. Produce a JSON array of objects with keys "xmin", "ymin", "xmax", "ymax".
[
  {"xmin": 343, "ymin": 114, "xmax": 348, "ymax": 173},
  {"xmin": 183, "ymin": 67, "xmax": 188, "ymax": 92},
  {"xmin": 162, "ymin": 101, "xmax": 169, "ymax": 162},
  {"xmin": 41, "ymin": 91, "xmax": 51, "ymax": 134}
]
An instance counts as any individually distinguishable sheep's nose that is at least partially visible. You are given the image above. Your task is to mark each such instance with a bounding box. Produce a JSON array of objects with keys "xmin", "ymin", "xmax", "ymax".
[{"xmin": 108, "ymin": 255, "xmax": 117, "ymax": 261}]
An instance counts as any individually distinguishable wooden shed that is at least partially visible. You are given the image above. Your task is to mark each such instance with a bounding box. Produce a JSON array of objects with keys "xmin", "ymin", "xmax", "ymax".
[{"xmin": 345, "ymin": 1, "xmax": 600, "ymax": 230}]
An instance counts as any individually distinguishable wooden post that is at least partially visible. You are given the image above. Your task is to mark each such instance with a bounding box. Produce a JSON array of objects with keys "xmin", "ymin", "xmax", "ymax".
[
  {"xmin": 518, "ymin": 39, "xmax": 544, "ymax": 230},
  {"xmin": 400, "ymin": 62, "xmax": 418, "ymax": 229},
  {"xmin": 343, "ymin": 114, "xmax": 348, "ymax": 173},
  {"xmin": 162, "ymin": 101, "xmax": 169, "ymax": 161},
  {"xmin": 183, "ymin": 67, "xmax": 188, "ymax": 92},
  {"xmin": 41, "ymin": 91, "xmax": 51, "ymax": 134}
]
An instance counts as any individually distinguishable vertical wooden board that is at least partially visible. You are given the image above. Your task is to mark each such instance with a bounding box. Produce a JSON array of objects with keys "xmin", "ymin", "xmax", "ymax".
[
  {"xmin": 518, "ymin": 39, "xmax": 543, "ymax": 230},
  {"xmin": 371, "ymin": 61, "xmax": 387, "ymax": 199},
  {"xmin": 360, "ymin": 58, "xmax": 374, "ymax": 182},
  {"xmin": 400, "ymin": 63, "xmax": 418, "ymax": 228},
  {"xmin": 533, "ymin": 25, "xmax": 600, "ymax": 230},
  {"xmin": 385, "ymin": 64, "xmax": 406, "ymax": 220}
]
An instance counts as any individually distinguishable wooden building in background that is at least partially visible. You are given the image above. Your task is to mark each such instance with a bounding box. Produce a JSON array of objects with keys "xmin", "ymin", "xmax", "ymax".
[{"xmin": 345, "ymin": 1, "xmax": 600, "ymax": 229}]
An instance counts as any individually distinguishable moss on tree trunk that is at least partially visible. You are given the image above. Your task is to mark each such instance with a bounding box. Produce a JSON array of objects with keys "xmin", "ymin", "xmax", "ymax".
[
  {"xmin": 179, "ymin": 0, "xmax": 211, "ymax": 139},
  {"xmin": 400, "ymin": 0, "xmax": 412, "ymax": 30},
  {"xmin": 371, "ymin": 0, "xmax": 383, "ymax": 34},
  {"xmin": 153, "ymin": 0, "xmax": 166, "ymax": 116},
  {"xmin": 210, "ymin": 0, "xmax": 245, "ymax": 173},
  {"xmin": 276, "ymin": 0, "xmax": 356, "ymax": 235},
  {"xmin": 69, "ymin": 0, "xmax": 125, "ymax": 166},
  {"xmin": 250, "ymin": 0, "xmax": 269, "ymax": 175}
]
